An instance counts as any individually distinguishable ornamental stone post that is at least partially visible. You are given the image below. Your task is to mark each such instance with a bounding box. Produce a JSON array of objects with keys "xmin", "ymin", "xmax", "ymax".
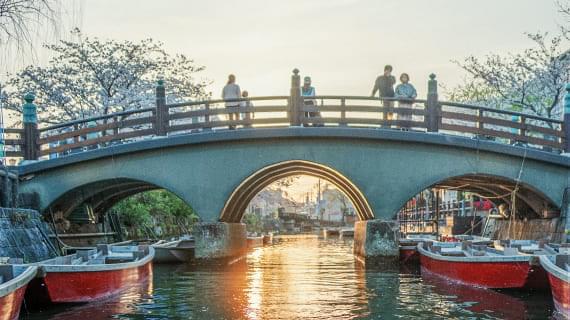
[
  {"xmin": 22, "ymin": 92, "xmax": 39, "ymax": 160},
  {"xmin": 155, "ymin": 79, "xmax": 167, "ymax": 136},
  {"xmin": 289, "ymin": 68, "xmax": 302, "ymax": 126},
  {"xmin": 426, "ymin": 74, "xmax": 440, "ymax": 132}
]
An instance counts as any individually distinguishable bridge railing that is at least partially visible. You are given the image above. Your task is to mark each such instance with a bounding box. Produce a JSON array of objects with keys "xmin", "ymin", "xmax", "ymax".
[
  {"xmin": 6, "ymin": 70, "xmax": 570, "ymax": 161},
  {"xmin": 36, "ymin": 107, "xmax": 156, "ymax": 158},
  {"xmin": 165, "ymin": 96, "xmax": 291, "ymax": 134}
]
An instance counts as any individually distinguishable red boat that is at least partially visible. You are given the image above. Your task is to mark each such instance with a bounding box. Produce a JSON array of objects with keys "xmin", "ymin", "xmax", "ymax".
[
  {"xmin": 540, "ymin": 253, "xmax": 570, "ymax": 319},
  {"xmin": 0, "ymin": 264, "xmax": 38, "ymax": 320},
  {"xmin": 399, "ymin": 234, "xmax": 436, "ymax": 263},
  {"xmin": 33, "ymin": 244, "xmax": 154, "ymax": 303},
  {"xmin": 399, "ymin": 234, "xmax": 489, "ymax": 263},
  {"xmin": 418, "ymin": 240, "xmax": 553, "ymax": 289}
]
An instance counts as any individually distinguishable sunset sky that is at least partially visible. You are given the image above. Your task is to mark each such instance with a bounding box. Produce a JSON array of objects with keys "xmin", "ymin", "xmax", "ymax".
[{"xmin": 1, "ymin": 0, "xmax": 563, "ymax": 99}]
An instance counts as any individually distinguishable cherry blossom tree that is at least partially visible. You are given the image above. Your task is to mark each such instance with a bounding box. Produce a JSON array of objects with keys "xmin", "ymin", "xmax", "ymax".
[
  {"xmin": 448, "ymin": 1, "xmax": 570, "ymax": 119},
  {"xmin": 2, "ymin": 29, "xmax": 210, "ymax": 125}
]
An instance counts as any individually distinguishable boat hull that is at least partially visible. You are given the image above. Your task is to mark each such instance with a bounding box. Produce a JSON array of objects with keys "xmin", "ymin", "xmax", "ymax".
[
  {"xmin": 169, "ymin": 247, "xmax": 194, "ymax": 262},
  {"xmin": 154, "ymin": 247, "xmax": 184, "ymax": 263},
  {"xmin": 547, "ymin": 271, "xmax": 570, "ymax": 318},
  {"xmin": 0, "ymin": 285, "xmax": 27, "ymax": 320},
  {"xmin": 42, "ymin": 260, "xmax": 152, "ymax": 303},
  {"xmin": 399, "ymin": 246, "xmax": 419, "ymax": 263},
  {"xmin": 420, "ymin": 252, "xmax": 534, "ymax": 289},
  {"xmin": 540, "ymin": 255, "xmax": 570, "ymax": 318},
  {"xmin": 0, "ymin": 266, "xmax": 37, "ymax": 320}
]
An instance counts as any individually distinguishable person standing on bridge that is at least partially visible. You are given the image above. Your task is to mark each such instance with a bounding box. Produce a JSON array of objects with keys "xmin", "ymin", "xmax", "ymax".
[
  {"xmin": 222, "ymin": 74, "xmax": 241, "ymax": 130},
  {"xmin": 371, "ymin": 65, "xmax": 396, "ymax": 125},
  {"xmin": 395, "ymin": 73, "xmax": 417, "ymax": 130},
  {"xmin": 301, "ymin": 76, "xmax": 321, "ymax": 127},
  {"xmin": 240, "ymin": 90, "xmax": 254, "ymax": 128}
]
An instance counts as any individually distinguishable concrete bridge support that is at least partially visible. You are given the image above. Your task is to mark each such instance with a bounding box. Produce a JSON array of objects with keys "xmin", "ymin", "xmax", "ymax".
[
  {"xmin": 353, "ymin": 219, "xmax": 400, "ymax": 265},
  {"xmin": 192, "ymin": 222, "xmax": 247, "ymax": 261}
]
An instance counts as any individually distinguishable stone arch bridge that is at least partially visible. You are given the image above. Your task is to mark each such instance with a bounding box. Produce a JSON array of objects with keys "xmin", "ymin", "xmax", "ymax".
[{"xmin": 5, "ymin": 71, "xmax": 570, "ymax": 260}]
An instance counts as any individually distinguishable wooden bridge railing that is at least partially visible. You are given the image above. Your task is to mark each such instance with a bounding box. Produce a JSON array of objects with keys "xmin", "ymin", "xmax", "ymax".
[{"xmin": 4, "ymin": 70, "xmax": 570, "ymax": 161}]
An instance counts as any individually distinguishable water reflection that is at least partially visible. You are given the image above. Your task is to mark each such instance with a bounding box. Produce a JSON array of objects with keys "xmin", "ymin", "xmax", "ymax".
[{"xmin": 22, "ymin": 236, "xmax": 554, "ymax": 319}]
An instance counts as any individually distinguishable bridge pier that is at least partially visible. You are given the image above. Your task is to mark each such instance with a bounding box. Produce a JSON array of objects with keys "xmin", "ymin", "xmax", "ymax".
[
  {"xmin": 192, "ymin": 222, "xmax": 247, "ymax": 262},
  {"xmin": 353, "ymin": 219, "xmax": 399, "ymax": 266}
]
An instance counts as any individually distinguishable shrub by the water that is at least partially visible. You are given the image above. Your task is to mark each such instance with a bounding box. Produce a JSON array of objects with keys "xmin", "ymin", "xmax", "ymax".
[{"xmin": 111, "ymin": 190, "xmax": 199, "ymax": 239}]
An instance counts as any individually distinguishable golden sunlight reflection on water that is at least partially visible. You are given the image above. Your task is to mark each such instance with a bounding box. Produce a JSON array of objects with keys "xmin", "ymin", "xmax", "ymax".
[{"xmin": 23, "ymin": 236, "xmax": 555, "ymax": 320}]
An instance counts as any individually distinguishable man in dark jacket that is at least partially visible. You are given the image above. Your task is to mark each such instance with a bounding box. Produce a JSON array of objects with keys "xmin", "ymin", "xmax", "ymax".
[{"xmin": 371, "ymin": 65, "xmax": 396, "ymax": 123}]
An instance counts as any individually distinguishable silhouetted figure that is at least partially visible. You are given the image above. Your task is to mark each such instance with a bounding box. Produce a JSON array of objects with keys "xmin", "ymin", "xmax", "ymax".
[
  {"xmin": 302, "ymin": 76, "xmax": 321, "ymax": 127},
  {"xmin": 371, "ymin": 65, "xmax": 396, "ymax": 124},
  {"xmin": 395, "ymin": 73, "xmax": 417, "ymax": 130},
  {"xmin": 222, "ymin": 74, "xmax": 241, "ymax": 129}
]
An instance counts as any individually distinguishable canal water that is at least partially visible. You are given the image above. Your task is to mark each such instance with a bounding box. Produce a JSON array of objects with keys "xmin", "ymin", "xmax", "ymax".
[{"xmin": 22, "ymin": 236, "xmax": 554, "ymax": 320}]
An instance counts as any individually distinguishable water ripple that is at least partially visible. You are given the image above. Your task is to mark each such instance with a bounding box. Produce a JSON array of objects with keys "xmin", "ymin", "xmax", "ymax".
[{"xmin": 22, "ymin": 237, "xmax": 554, "ymax": 320}]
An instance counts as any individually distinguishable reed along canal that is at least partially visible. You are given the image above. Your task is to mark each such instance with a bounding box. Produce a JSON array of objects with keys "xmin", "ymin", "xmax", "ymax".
[{"xmin": 22, "ymin": 236, "xmax": 554, "ymax": 320}]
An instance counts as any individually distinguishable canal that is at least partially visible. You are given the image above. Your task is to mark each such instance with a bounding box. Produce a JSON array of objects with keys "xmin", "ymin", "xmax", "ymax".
[{"xmin": 22, "ymin": 236, "xmax": 554, "ymax": 319}]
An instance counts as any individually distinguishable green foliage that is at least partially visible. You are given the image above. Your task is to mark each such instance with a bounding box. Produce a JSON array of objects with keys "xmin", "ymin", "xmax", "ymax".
[
  {"xmin": 111, "ymin": 190, "xmax": 199, "ymax": 239},
  {"xmin": 243, "ymin": 212, "xmax": 263, "ymax": 234}
]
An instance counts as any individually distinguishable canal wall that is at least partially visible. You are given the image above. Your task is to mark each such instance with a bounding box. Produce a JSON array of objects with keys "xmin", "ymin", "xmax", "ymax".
[
  {"xmin": 0, "ymin": 208, "xmax": 58, "ymax": 263},
  {"xmin": 487, "ymin": 217, "xmax": 566, "ymax": 243}
]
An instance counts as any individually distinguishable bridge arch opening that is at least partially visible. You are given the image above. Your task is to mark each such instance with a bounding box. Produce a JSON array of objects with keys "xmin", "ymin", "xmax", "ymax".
[
  {"xmin": 44, "ymin": 178, "xmax": 199, "ymax": 243},
  {"xmin": 220, "ymin": 160, "xmax": 374, "ymax": 223},
  {"xmin": 396, "ymin": 174, "xmax": 560, "ymax": 236}
]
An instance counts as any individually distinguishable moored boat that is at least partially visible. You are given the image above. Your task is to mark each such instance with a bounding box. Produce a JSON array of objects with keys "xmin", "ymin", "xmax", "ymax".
[
  {"xmin": 247, "ymin": 236, "xmax": 264, "ymax": 248},
  {"xmin": 339, "ymin": 228, "xmax": 354, "ymax": 239},
  {"xmin": 153, "ymin": 239, "xmax": 195, "ymax": 263},
  {"xmin": 540, "ymin": 253, "xmax": 570, "ymax": 318},
  {"xmin": 262, "ymin": 234, "xmax": 273, "ymax": 245},
  {"xmin": 0, "ymin": 263, "xmax": 37, "ymax": 320},
  {"xmin": 32, "ymin": 244, "xmax": 154, "ymax": 303},
  {"xmin": 399, "ymin": 234, "xmax": 437, "ymax": 263},
  {"xmin": 418, "ymin": 240, "xmax": 553, "ymax": 289}
]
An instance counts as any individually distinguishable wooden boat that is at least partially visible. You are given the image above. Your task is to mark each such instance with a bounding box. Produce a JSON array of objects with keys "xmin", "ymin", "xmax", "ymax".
[
  {"xmin": 540, "ymin": 252, "xmax": 570, "ymax": 318},
  {"xmin": 153, "ymin": 239, "xmax": 195, "ymax": 263},
  {"xmin": 399, "ymin": 234, "xmax": 436, "ymax": 263},
  {"xmin": 247, "ymin": 236, "xmax": 264, "ymax": 248},
  {"xmin": 418, "ymin": 240, "xmax": 553, "ymax": 289},
  {"xmin": 262, "ymin": 234, "xmax": 273, "ymax": 245},
  {"xmin": 0, "ymin": 263, "xmax": 37, "ymax": 320},
  {"xmin": 32, "ymin": 244, "xmax": 154, "ymax": 303}
]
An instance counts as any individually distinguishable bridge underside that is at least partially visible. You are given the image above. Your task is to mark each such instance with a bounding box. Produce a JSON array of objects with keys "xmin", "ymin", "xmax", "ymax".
[
  {"xmin": 46, "ymin": 179, "xmax": 159, "ymax": 218},
  {"xmin": 17, "ymin": 128, "xmax": 570, "ymax": 223},
  {"xmin": 431, "ymin": 174, "xmax": 558, "ymax": 218}
]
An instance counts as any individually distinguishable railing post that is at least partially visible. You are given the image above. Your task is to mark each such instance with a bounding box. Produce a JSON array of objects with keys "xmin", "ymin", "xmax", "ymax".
[
  {"xmin": 22, "ymin": 92, "xmax": 39, "ymax": 160},
  {"xmin": 426, "ymin": 74, "xmax": 440, "ymax": 132},
  {"xmin": 564, "ymin": 83, "xmax": 570, "ymax": 152},
  {"xmin": 340, "ymin": 98, "xmax": 347, "ymax": 127},
  {"xmin": 289, "ymin": 68, "xmax": 301, "ymax": 126},
  {"xmin": 203, "ymin": 101, "xmax": 211, "ymax": 131},
  {"xmin": 155, "ymin": 79, "xmax": 167, "ymax": 136}
]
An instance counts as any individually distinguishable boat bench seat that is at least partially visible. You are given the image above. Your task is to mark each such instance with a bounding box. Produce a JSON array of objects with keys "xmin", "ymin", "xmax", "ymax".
[
  {"xmin": 86, "ymin": 258, "xmax": 106, "ymax": 265},
  {"xmin": 502, "ymin": 247, "xmax": 520, "ymax": 256},
  {"xmin": 432, "ymin": 246, "xmax": 465, "ymax": 257}
]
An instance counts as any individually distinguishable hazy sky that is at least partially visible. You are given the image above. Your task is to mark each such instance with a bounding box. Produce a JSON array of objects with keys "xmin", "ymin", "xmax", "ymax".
[{"xmin": 3, "ymin": 0, "xmax": 564, "ymax": 98}]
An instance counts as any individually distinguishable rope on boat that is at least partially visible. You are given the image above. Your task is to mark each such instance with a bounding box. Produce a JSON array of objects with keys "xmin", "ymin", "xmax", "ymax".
[{"xmin": 507, "ymin": 147, "xmax": 527, "ymax": 239}]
